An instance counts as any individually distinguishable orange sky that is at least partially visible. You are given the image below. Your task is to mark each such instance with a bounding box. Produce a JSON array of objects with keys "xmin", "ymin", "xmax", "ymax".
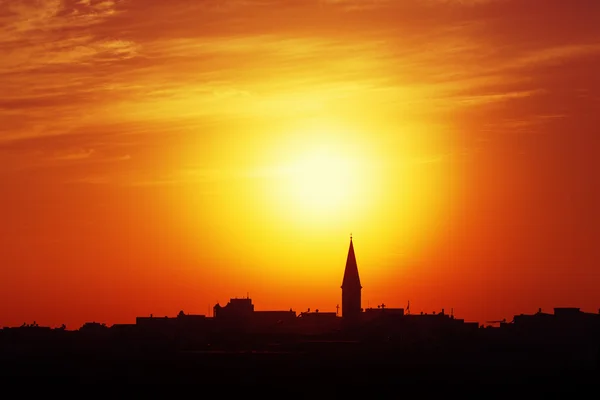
[{"xmin": 1, "ymin": 0, "xmax": 599, "ymax": 329}]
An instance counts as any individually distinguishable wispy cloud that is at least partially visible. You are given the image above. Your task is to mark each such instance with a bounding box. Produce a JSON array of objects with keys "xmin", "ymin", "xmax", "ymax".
[{"xmin": 1, "ymin": 0, "xmax": 599, "ymax": 185}]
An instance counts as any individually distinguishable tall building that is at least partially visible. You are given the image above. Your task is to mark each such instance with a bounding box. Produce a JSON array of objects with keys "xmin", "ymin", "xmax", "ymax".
[{"xmin": 341, "ymin": 235, "xmax": 362, "ymax": 320}]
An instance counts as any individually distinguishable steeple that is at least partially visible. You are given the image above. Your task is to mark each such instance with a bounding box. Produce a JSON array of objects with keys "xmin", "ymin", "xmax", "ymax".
[
  {"xmin": 341, "ymin": 235, "xmax": 362, "ymax": 289},
  {"xmin": 341, "ymin": 234, "xmax": 362, "ymax": 319}
]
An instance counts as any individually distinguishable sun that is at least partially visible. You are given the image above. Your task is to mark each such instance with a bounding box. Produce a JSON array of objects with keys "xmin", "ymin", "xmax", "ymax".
[
  {"xmin": 287, "ymin": 147, "xmax": 357, "ymax": 215},
  {"xmin": 260, "ymin": 120, "xmax": 385, "ymax": 230}
]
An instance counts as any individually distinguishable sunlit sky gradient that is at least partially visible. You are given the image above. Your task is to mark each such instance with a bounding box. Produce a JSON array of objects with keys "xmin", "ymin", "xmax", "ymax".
[{"xmin": 1, "ymin": 0, "xmax": 599, "ymax": 328}]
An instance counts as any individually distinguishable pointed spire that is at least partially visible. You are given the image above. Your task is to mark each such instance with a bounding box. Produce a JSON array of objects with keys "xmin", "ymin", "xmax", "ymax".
[{"xmin": 341, "ymin": 235, "xmax": 361, "ymax": 289}]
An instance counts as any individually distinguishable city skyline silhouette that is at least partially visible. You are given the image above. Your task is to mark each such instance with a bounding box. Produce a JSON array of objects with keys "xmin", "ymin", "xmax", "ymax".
[
  {"xmin": 2, "ymin": 235, "xmax": 596, "ymax": 333},
  {"xmin": 2, "ymin": 235, "xmax": 598, "ymax": 384}
]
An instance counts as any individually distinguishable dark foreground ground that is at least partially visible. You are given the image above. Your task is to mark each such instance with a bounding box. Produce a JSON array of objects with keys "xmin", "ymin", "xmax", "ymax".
[{"xmin": 2, "ymin": 345, "xmax": 598, "ymax": 387}]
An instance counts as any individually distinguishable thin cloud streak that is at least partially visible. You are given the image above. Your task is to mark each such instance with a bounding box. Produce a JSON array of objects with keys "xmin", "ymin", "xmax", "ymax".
[{"xmin": 1, "ymin": 0, "xmax": 599, "ymax": 181}]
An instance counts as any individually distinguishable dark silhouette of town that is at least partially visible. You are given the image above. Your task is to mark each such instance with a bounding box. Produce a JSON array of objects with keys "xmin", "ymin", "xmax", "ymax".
[{"xmin": 2, "ymin": 237, "xmax": 598, "ymax": 385}]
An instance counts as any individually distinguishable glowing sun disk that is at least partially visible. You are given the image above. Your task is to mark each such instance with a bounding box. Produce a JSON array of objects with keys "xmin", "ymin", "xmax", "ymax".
[{"xmin": 286, "ymin": 149, "xmax": 357, "ymax": 213}]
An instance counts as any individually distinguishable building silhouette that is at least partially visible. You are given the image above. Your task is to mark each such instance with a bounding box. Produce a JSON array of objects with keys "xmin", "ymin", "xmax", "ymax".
[
  {"xmin": 1, "ymin": 234, "xmax": 599, "ymax": 383},
  {"xmin": 341, "ymin": 235, "xmax": 362, "ymax": 321}
]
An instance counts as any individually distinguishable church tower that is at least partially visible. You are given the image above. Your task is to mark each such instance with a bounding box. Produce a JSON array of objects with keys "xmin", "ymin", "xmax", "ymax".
[{"xmin": 341, "ymin": 235, "xmax": 362, "ymax": 320}]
